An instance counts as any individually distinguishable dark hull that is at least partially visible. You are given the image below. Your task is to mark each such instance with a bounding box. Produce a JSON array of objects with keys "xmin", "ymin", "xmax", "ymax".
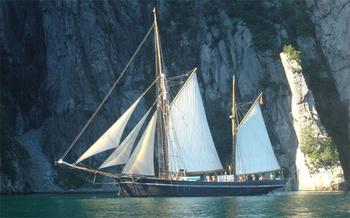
[{"xmin": 116, "ymin": 178, "xmax": 287, "ymax": 197}]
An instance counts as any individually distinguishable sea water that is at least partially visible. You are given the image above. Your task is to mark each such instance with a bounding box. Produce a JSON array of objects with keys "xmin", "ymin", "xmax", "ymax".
[{"xmin": 1, "ymin": 191, "xmax": 349, "ymax": 217}]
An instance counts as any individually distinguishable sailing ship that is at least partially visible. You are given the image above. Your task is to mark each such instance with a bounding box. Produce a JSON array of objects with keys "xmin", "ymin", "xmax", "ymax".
[{"xmin": 57, "ymin": 9, "xmax": 287, "ymax": 197}]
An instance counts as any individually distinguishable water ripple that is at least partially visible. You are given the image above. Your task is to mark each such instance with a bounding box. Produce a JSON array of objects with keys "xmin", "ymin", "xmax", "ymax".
[{"xmin": 1, "ymin": 191, "xmax": 349, "ymax": 217}]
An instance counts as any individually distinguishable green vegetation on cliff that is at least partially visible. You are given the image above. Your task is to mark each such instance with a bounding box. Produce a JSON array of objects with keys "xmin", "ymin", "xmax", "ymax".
[
  {"xmin": 300, "ymin": 127, "xmax": 339, "ymax": 168},
  {"xmin": 283, "ymin": 44, "xmax": 301, "ymax": 64}
]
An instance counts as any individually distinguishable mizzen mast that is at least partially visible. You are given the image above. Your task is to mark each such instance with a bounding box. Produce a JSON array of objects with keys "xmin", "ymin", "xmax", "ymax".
[{"xmin": 153, "ymin": 8, "xmax": 170, "ymax": 177}]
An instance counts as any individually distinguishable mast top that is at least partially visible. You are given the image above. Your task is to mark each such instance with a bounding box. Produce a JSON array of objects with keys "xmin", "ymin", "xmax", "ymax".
[{"xmin": 153, "ymin": 7, "xmax": 157, "ymax": 22}]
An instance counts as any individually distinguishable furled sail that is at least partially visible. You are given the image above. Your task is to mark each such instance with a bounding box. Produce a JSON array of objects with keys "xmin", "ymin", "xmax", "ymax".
[
  {"xmin": 98, "ymin": 108, "xmax": 152, "ymax": 169},
  {"xmin": 235, "ymin": 102, "xmax": 280, "ymax": 175},
  {"xmin": 122, "ymin": 110, "xmax": 157, "ymax": 176},
  {"xmin": 76, "ymin": 97, "xmax": 142, "ymax": 163},
  {"xmin": 167, "ymin": 71, "xmax": 223, "ymax": 174}
]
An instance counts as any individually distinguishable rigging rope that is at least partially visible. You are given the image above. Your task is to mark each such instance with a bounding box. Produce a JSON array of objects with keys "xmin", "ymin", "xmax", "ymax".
[{"xmin": 60, "ymin": 24, "xmax": 155, "ymax": 161}]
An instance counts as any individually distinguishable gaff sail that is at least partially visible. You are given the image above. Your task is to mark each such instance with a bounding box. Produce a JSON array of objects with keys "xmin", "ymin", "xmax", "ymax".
[
  {"xmin": 235, "ymin": 102, "xmax": 280, "ymax": 175},
  {"xmin": 167, "ymin": 71, "xmax": 223, "ymax": 174}
]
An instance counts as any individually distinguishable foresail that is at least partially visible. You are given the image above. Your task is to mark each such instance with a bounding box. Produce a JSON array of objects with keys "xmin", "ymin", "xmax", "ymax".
[
  {"xmin": 235, "ymin": 103, "xmax": 280, "ymax": 175},
  {"xmin": 76, "ymin": 97, "xmax": 141, "ymax": 163},
  {"xmin": 167, "ymin": 72, "xmax": 223, "ymax": 174},
  {"xmin": 98, "ymin": 108, "xmax": 152, "ymax": 169},
  {"xmin": 122, "ymin": 110, "xmax": 157, "ymax": 176}
]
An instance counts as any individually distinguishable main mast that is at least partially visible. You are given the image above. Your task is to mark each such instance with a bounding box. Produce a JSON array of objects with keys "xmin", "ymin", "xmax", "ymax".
[
  {"xmin": 231, "ymin": 76, "xmax": 236, "ymax": 176},
  {"xmin": 153, "ymin": 8, "xmax": 169, "ymax": 177}
]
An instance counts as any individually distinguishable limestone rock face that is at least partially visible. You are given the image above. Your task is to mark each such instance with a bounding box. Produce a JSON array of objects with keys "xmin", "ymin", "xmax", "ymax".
[
  {"xmin": 281, "ymin": 52, "xmax": 344, "ymax": 190},
  {"xmin": 307, "ymin": 0, "xmax": 350, "ymax": 102},
  {"xmin": 306, "ymin": 0, "xmax": 350, "ymax": 186}
]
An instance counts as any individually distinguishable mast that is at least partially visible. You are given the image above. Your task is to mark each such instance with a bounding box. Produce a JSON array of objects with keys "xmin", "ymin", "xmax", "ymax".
[
  {"xmin": 234, "ymin": 92, "xmax": 281, "ymax": 175},
  {"xmin": 153, "ymin": 8, "xmax": 169, "ymax": 177},
  {"xmin": 236, "ymin": 92, "xmax": 263, "ymax": 130},
  {"xmin": 231, "ymin": 76, "xmax": 236, "ymax": 176}
]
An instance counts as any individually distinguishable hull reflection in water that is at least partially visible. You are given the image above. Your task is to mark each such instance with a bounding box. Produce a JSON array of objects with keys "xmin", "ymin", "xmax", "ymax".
[{"xmin": 117, "ymin": 178, "xmax": 287, "ymax": 197}]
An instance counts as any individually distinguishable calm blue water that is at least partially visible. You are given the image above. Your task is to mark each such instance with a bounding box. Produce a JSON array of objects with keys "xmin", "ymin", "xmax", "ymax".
[{"xmin": 1, "ymin": 191, "xmax": 349, "ymax": 217}]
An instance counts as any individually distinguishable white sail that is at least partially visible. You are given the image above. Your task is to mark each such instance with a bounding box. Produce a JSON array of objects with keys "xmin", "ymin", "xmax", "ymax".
[
  {"xmin": 76, "ymin": 97, "xmax": 141, "ymax": 163},
  {"xmin": 98, "ymin": 108, "xmax": 152, "ymax": 169},
  {"xmin": 167, "ymin": 72, "xmax": 223, "ymax": 174},
  {"xmin": 235, "ymin": 102, "xmax": 280, "ymax": 175},
  {"xmin": 122, "ymin": 110, "xmax": 157, "ymax": 176}
]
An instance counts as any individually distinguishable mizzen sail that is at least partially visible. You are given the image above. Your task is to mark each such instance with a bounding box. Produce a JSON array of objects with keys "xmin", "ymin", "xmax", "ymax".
[
  {"xmin": 167, "ymin": 71, "xmax": 223, "ymax": 174},
  {"xmin": 76, "ymin": 97, "xmax": 142, "ymax": 163},
  {"xmin": 122, "ymin": 110, "xmax": 158, "ymax": 176},
  {"xmin": 235, "ymin": 102, "xmax": 280, "ymax": 175}
]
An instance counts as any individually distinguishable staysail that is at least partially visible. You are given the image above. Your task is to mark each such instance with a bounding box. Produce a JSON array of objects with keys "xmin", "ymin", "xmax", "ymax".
[
  {"xmin": 235, "ymin": 102, "xmax": 280, "ymax": 175},
  {"xmin": 122, "ymin": 110, "xmax": 158, "ymax": 176},
  {"xmin": 167, "ymin": 71, "xmax": 223, "ymax": 174},
  {"xmin": 76, "ymin": 97, "xmax": 142, "ymax": 163},
  {"xmin": 98, "ymin": 108, "xmax": 152, "ymax": 169}
]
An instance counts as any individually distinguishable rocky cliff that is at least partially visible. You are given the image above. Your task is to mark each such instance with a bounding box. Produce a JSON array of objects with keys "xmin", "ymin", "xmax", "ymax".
[
  {"xmin": 281, "ymin": 52, "xmax": 344, "ymax": 190},
  {"xmin": 1, "ymin": 0, "xmax": 349, "ymax": 193}
]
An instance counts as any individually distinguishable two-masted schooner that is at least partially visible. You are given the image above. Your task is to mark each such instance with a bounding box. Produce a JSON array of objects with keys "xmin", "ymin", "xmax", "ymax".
[{"xmin": 57, "ymin": 9, "xmax": 287, "ymax": 197}]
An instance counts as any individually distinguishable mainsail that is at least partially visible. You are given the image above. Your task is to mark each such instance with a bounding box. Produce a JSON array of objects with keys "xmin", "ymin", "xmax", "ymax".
[
  {"xmin": 76, "ymin": 97, "xmax": 142, "ymax": 163},
  {"xmin": 98, "ymin": 108, "xmax": 152, "ymax": 169},
  {"xmin": 167, "ymin": 71, "xmax": 223, "ymax": 174},
  {"xmin": 235, "ymin": 102, "xmax": 280, "ymax": 175},
  {"xmin": 122, "ymin": 110, "xmax": 158, "ymax": 176}
]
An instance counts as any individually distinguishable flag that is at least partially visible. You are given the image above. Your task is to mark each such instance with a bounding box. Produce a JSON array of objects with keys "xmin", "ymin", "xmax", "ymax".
[{"xmin": 259, "ymin": 94, "xmax": 265, "ymax": 105}]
